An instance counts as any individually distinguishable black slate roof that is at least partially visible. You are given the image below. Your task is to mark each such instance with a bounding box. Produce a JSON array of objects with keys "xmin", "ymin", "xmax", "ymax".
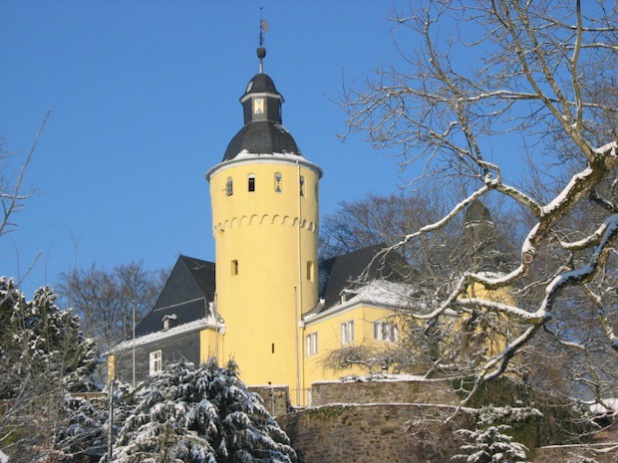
[
  {"xmin": 133, "ymin": 246, "xmax": 408, "ymax": 338},
  {"xmin": 222, "ymin": 72, "xmax": 302, "ymax": 162},
  {"xmin": 318, "ymin": 244, "xmax": 408, "ymax": 310},
  {"xmin": 240, "ymin": 73, "xmax": 282, "ymax": 100},
  {"xmin": 135, "ymin": 256, "xmax": 215, "ymax": 336},
  {"xmin": 222, "ymin": 121, "xmax": 300, "ymax": 161}
]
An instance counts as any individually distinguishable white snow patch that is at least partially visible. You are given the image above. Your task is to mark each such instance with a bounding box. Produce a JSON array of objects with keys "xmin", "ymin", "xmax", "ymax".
[
  {"xmin": 594, "ymin": 140, "xmax": 618, "ymax": 156},
  {"xmin": 589, "ymin": 398, "xmax": 618, "ymax": 415},
  {"xmin": 235, "ymin": 150, "xmax": 305, "ymax": 159},
  {"xmin": 0, "ymin": 450, "xmax": 9, "ymax": 463},
  {"xmin": 313, "ymin": 374, "xmax": 437, "ymax": 385},
  {"xmin": 541, "ymin": 167, "xmax": 593, "ymax": 216}
]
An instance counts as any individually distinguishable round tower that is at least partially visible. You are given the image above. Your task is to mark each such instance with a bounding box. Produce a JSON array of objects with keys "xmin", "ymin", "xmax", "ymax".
[{"xmin": 206, "ymin": 51, "xmax": 322, "ymax": 402}]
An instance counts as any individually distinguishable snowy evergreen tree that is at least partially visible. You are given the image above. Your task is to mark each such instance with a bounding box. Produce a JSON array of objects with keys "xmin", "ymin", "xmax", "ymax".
[
  {"xmin": 452, "ymin": 425, "xmax": 530, "ymax": 463},
  {"xmin": 0, "ymin": 277, "xmax": 98, "ymax": 398},
  {"xmin": 0, "ymin": 277, "xmax": 104, "ymax": 462},
  {"xmin": 110, "ymin": 360, "xmax": 299, "ymax": 463},
  {"xmin": 54, "ymin": 394, "xmax": 108, "ymax": 462}
]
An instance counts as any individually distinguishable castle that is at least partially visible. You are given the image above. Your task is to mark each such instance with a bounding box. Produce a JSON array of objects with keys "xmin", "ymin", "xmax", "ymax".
[
  {"xmin": 108, "ymin": 47, "xmax": 416, "ymax": 407},
  {"xmin": 105, "ymin": 46, "xmax": 618, "ymax": 463}
]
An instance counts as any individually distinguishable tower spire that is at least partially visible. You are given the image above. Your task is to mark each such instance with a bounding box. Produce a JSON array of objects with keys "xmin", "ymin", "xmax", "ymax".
[{"xmin": 257, "ymin": 8, "xmax": 269, "ymax": 74}]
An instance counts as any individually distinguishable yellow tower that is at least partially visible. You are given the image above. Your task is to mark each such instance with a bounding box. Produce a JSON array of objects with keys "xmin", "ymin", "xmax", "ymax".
[{"xmin": 206, "ymin": 50, "xmax": 322, "ymax": 404}]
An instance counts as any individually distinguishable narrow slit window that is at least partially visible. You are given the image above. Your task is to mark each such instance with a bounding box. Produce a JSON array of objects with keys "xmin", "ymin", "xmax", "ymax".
[
  {"xmin": 274, "ymin": 172, "xmax": 283, "ymax": 193},
  {"xmin": 306, "ymin": 261, "xmax": 314, "ymax": 281},
  {"xmin": 226, "ymin": 177, "xmax": 233, "ymax": 196},
  {"xmin": 299, "ymin": 175, "xmax": 306, "ymax": 197},
  {"xmin": 248, "ymin": 174, "xmax": 256, "ymax": 192},
  {"xmin": 231, "ymin": 260, "xmax": 239, "ymax": 275}
]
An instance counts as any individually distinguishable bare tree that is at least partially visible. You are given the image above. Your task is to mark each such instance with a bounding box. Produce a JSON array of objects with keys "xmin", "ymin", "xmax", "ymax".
[
  {"xmin": 341, "ymin": 0, "xmax": 618, "ymax": 399},
  {"xmin": 0, "ymin": 110, "xmax": 50, "ymax": 239},
  {"xmin": 57, "ymin": 261, "xmax": 167, "ymax": 352},
  {"xmin": 319, "ymin": 191, "xmax": 450, "ymax": 258}
]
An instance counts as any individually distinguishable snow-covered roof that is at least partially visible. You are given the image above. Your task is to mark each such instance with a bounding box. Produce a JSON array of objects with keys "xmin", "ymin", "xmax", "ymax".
[
  {"xmin": 108, "ymin": 317, "xmax": 219, "ymax": 354},
  {"xmin": 304, "ymin": 280, "xmax": 426, "ymax": 324}
]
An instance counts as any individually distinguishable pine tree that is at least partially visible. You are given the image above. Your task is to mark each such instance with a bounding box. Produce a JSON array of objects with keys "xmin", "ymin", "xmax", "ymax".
[
  {"xmin": 0, "ymin": 277, "xmax": 104, "ymax": 462},
  {"xmin": 110, "ymin": 360, "xmax": 299, "ymax": 463},
  {"xmin": 0, "ymin": 278, "xmax": 98, "ymax": 398},
  {"xmin": 452, "ymin": 425, "xmax": 530, "ymax": 463}
]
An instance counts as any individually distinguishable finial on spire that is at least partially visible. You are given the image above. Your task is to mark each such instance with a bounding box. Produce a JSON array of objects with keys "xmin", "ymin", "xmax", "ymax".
[{"xmin": 257, "ymin": 7, "xmax": 269, "ymax": 74}]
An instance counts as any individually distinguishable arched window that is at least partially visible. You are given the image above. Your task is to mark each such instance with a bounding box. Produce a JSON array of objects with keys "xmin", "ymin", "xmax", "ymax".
[
  {"xmin": 274, "ymin": 172, "xmax": 283, "ymax": 193},
  {"xmin": 248, "ymin": 174, "xmax": 256, "ymax": 192},
  {"xmin": 226, "ymin": 177, "xmax": 233, "ymax": 196}
]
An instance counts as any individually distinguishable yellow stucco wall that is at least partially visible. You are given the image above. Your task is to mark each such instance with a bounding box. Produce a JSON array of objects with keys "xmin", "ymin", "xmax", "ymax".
[
  {"xmin": 199, "ymin": 328, "xmax": 219, "ymax": 365},
  {"xmin": 303, "ymin": 304, "xmax": 401, "ymax": 402},
  {"xmin": 208, "ymin": 156, "xmax": 321, "ymax": 405}
]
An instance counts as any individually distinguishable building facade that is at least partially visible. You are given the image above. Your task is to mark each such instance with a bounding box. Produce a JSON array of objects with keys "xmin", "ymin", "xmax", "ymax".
[{"xmin": 108, "ymin": 52, "xmax": 423, "ymax": 406}]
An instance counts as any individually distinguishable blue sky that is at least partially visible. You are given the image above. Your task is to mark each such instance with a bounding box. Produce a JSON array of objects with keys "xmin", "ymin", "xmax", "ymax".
[{"xmin": 1, "ymin": 2, "xmax": 412, "ymax": 295}]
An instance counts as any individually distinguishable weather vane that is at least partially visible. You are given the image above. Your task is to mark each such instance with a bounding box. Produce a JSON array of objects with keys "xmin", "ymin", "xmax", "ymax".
[{"xmin": 257, "ymin": 7, "xmax": 269, "ymax": 73}]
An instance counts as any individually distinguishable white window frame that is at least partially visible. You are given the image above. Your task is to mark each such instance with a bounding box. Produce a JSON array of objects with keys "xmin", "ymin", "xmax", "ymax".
[
  {"xmin": 373, "ymin": 321, "xmax": 399, "ymax": 342},
  {"xmin": 306, "ymin": 332, "xmax": 318, "ymax": 356},
  {"xmin": 149, "ymin": 350, "xmax": 162, "ymax": 376},
  {"xmin": 341, "ymin": 320, "xmax": 354, "ymax": 345}
]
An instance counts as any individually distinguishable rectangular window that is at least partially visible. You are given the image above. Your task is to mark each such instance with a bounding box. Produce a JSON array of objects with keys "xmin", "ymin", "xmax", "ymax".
[
  {"xmin": 373, "ymin": 322, "xmax": 399, "ymax": 342},
  {"xmin": 149, "ymin": 350, "xmax": 162, "ymax": 376},
  {"xmin": 231, "ymin": 259, "xmax": 239, "ymax": 275},
  {"xmin": 226, "ymin": 177, "xmax": 233, "ymax": 196},
  {"xmin": 341, "ymin": 320, "xmax": 354, "ymax": 345},
  {"xmin": 306, "ymin": 333, "xmax": 318, "ymax": 356},
  {"xmin": 299, "ymin": 175, "xmax": 306, "ymax": 197},
  {"xmin": 248, "ymin": 175, "xmax": 255, "ymax": 192},
  {"xmin": 253, "ymin": 97, "xmax": 265, "ymax": 115}
]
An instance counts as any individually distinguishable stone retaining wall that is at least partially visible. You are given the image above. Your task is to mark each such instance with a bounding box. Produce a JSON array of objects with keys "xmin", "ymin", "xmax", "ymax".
[
  {"xmin": 310, "ymin": 379, "xmax": 459, "ymax": 406},
  {"xmin": 249, "ymin": 385, "xmax": 289, "ymax": 417},
  {"xmin": 277, "ymin": 403, "xmax": 473, "ymax": 463},
  {"xmin": 534, "ymin": 443, "xmax": 618, "ymax": 463}
]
